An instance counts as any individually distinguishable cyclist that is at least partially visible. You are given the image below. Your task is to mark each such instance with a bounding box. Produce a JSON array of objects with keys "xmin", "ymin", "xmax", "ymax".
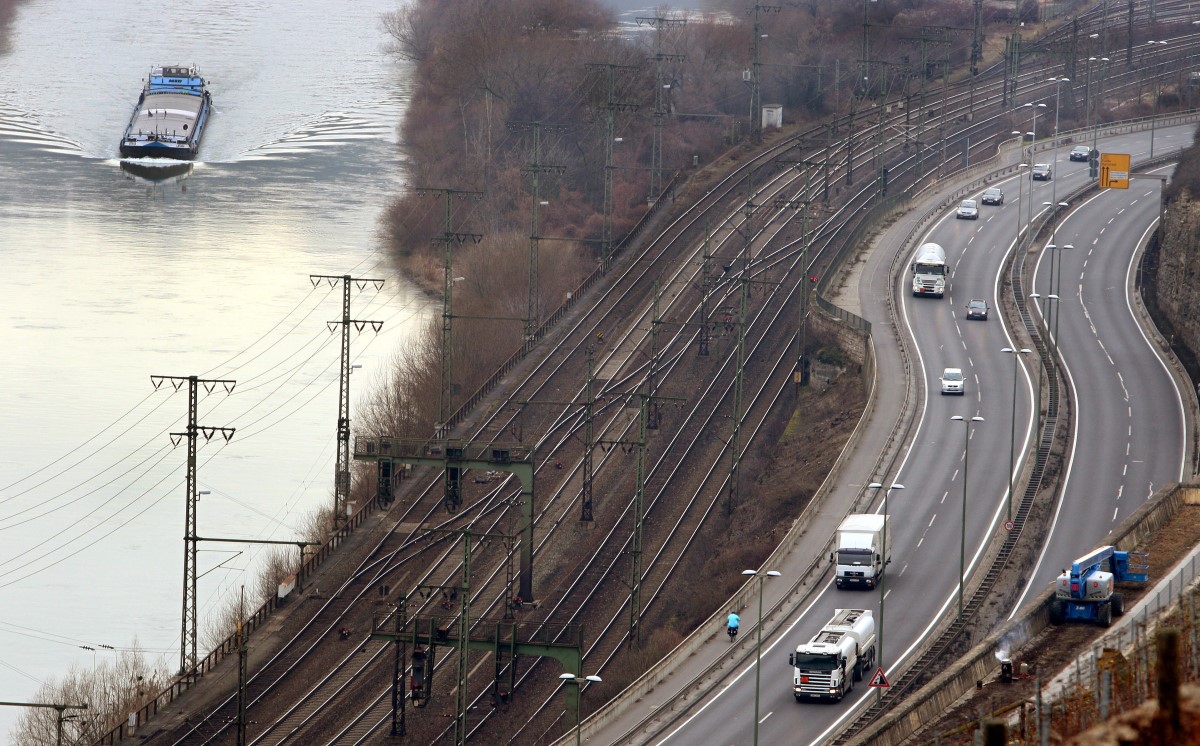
[{"xmin": 726, "ymin": 612, "xmax": 740, "ymax": 641}]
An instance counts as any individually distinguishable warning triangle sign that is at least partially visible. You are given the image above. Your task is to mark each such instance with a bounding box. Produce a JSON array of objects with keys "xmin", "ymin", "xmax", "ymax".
[{"xmin": 868, "ymin": 667, "xmax": 890, "ymax": 688}]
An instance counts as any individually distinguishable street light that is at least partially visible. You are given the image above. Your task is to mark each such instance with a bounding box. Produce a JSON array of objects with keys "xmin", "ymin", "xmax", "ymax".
[
  {"xmin": 558, "ymin": 672, "xmax": 602, "ymax": 746},
  {"xmin": 1029, "ymin": 293, "xmax": 1059, "ymax": 431},
  {"xmin": 1000, "ymin": 348, "xmax": 1031, "ymax": 522},
  {"xmin": 1047, "ymin": 77, "xmax": 1070, "ymax": 213},
  {"xmin": 741, "ymin": 568, "xmax": 780, "ymax": 746},
  {"xmin": 866, "ymin": 481, "xmax": 903, "ymax": 677},
  {"xmin": 1146, "ymin": 41, "xmax": 1170, "ymax": 157},
  {"xmin": 950, "ymin": 415, "xmax": 984, "ymax": 620},
  {"xmin": 1088, "ymin": 56, "xmax": 1111, "ymax": 173},
  {"xmin": 1021, "ymin": 102, "xmax": 1047, "ymax": 227},
  {"xmin": 1010, "ymin": 135, "xmax": 1030, "ymax": 250},
  {"xmin": 1040, "ymin": 202, "xmax": 1071, "ymax": 320}
]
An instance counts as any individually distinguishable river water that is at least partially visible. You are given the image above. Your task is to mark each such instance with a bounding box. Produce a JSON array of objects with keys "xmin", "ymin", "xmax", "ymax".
[{"xmin": 0, "ymin": 0, "xmax": 423, "ymax": 736}]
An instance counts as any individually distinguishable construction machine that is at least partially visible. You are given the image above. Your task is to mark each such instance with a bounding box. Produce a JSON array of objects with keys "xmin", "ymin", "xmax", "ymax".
[{"xmin": 1049, "ymin": 546, "xmax": 1148, "ymax": 627}]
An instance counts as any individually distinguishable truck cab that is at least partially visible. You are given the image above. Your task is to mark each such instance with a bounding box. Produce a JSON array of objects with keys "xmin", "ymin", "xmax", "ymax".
[
  {"xmin": 910, "ymin": 242, "xmax": 947, "ymax": 297},
  {"xmin": 833, "ymin": 514, "xmax": 890, "ymax": 589},
  {"xmin": 789, "ymin": 608, "xmax": 876, "ymax": 702}
]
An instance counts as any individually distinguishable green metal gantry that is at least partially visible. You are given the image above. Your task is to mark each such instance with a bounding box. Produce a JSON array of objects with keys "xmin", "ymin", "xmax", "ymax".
[{"xmin": 354, "ymin": 437, "xmax": 537, "ymax": 601}]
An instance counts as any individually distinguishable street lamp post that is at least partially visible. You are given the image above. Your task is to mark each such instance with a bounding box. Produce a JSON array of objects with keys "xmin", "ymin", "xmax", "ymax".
[
  {"xmin": 1147, "ymin": 41, "xmax": 1169, "ymax": 157},
  {"xmin": 1029, "ymin": 293, "xmax": 1059, "ymax": 429},
  {"xmin": 1040, "ymin": 202, "xmax": 1071, "ymax": 330},
  {"xmin": 1011, "ymin": 134, "xmax": 1029, "ymax": 250},
  {"xmin": 950, "ymin": 415, "xmax": 984, "ymax": 620},
  {"xmin": 558, "ymin": 672, "xmax": 602, "ymax": 746},
  {"xmin": 1047, "ymin": 77, "xmax": 1070, "ymax": 213},
  {"xmin": 741, "ymin": 568, "xmax": 780, "ymax": 746},
  {"xmin": 1021, "ymin": 102, "xmax": 1047, "ymax": 228},
  {"xmin": 1089, "ymin": 55, "xmax": 1111, "ymax": 178},
  {"xmin": 866, "ymin": 481, "xmax": 903, "ymax": 677},
  {"xmin": 1000, "ymin": 348, "xmax": 1031, "ymax": 522}
]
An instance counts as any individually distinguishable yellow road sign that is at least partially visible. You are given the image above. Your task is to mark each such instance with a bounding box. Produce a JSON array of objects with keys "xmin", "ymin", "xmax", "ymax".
[{"xmin": 1099, "ymin": 153, "xmax": 1131, "ymax": 189}]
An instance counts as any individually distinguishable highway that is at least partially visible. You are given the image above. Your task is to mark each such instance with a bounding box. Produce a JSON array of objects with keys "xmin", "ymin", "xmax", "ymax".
[
  {"xmin": 1012, "ymin": 154, "xmax": 1192, "ymax": 611},
  {"xmin": 652, "ymin": 124, "xmax": 1196, "ymax": 746}
]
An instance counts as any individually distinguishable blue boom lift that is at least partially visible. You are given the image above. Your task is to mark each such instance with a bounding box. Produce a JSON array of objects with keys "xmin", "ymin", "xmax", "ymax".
[{"xmin": 1049, "ymin": 546, "xmax": 1148, "ymax": 627}]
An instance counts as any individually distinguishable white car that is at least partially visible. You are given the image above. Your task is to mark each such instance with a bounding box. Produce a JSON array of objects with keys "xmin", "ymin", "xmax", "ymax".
[
  {"xmin": 940, "ymin": 367, "xmax": 965, "ymax": 395},
  {"xmin": 956, "ymin": 199, "xmax": 979, "ymax": 220}
]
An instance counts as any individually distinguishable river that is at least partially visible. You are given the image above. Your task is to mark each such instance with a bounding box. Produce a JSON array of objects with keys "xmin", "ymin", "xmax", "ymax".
[{"xmin": 0, "ymin": 0, "xmax": 423, "ymax": 737}]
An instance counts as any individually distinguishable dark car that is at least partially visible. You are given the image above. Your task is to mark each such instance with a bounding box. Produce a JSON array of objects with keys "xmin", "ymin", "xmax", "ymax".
[
  {"xmin": 1069, "ymin": 145, "xmax": 1091, "ymax": 162},
  {"xmin": 965, "ymin": 299, "xmax": 989, "ymax": 320},
  {"xmin": 981, "ymin": 187, "xmax": 1004, "ymax": 205},
  {"xmin": 1032, "ymin": 163, "xmax": 1052, "ymax": 180}
]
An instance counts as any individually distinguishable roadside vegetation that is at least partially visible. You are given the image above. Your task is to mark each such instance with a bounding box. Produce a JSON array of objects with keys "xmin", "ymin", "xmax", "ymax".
[{"xmin": 373, "ymin": 0, "xmax": 1038, "ymax": 433}]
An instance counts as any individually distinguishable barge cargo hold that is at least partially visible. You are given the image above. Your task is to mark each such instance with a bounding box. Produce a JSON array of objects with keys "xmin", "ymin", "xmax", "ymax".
[{"xmin": 119, "ymin": 65, "xmax": 212, "ymax": 160}]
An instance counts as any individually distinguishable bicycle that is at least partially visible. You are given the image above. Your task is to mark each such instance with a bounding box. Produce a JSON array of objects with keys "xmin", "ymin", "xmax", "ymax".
[{"xmin": 727, "ymin": 624, "xmax": 738, "ymax": 642}]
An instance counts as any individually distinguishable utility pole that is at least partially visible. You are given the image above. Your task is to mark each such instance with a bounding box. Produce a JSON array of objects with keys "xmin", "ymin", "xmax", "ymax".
[
  {"xmin": 748, "ymin": 2, "xmax": 781, "ymax": 143},
  {"xmin": 151, "ymin": 374, "xmax": 235, "ymax": 678},
  {"xmin": 419, "ymin": 528, "xmax": 510, "ymax": 746},
  {"xmin": 598, "ymin": 389, "xmax": 683, "ymax": 643},
  {"xmin": 588, "ymin": 63, "xmax": 639, "ymax": 271},
  {"xmin": 724, "ymin": 170, "xmax": 779, "ymax": 515},
  {"xmin": 774, "ymin": 162, "xmax": 822, "ymax": 388},
  {"xmin": 582, "ymin": 347, "xmax": 596, "ymax": 521},
  {"xmin": 648, "ymin": 280, "xmax": 663, "ymax": 428},
  {"xmin": 637, "ymin": 14, "xmax": 686, "ymax": 201},
  {"xmin": 0, "ymin": 702, "xmax": 88, "ymax": 746},
  {"xmin": 508, "ymin": 122, "xmax": 567, "ymax": 349},
  {"xmin": 236, "ymin": 590, "xmax": 247, "ymax": 746},
  {"xmin": 697, "ymin": 221, "xmax": 714, "ymax": 357},
  {"xmin": 310, "ymin": 274, "xmax": 384, "ymax": 527},
  {"xmin": 413, "ymin": 188, "xmax": 482, "ymax": 435},
  {"xmin": 971, "ymin": 0, "xmax": 983, "ymax": 116}
]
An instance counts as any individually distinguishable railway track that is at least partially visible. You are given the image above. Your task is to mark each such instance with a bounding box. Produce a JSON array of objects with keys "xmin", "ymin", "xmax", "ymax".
[{"xmin": 129, "ymin": 5, "xmax": 1200, "ymax": 744}]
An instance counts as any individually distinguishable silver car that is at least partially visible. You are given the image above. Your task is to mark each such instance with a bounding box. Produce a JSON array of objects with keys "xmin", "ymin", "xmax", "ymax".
[
  {"xmin": 956, "ymin": 199, "xmax": 979, "ymax": 220},
  {"xmin": 940, "ymin": 367, "xmax": 965, "ymax": 395}
]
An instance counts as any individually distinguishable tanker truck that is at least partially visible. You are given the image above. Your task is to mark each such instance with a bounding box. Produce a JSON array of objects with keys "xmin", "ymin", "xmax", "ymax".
[
  {"xmin": 788, "ymin": 608, "xmax": 876, "ymax": 702},
  {"xmin": 832, "ymin": 514, "xmax": 891, "ymax": 589},
  {"xmin": 910, "ymin": 241, "xmax": 948, "ymax": 297}
]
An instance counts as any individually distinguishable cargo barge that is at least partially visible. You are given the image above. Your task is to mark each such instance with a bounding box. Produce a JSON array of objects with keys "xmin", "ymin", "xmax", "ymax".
[{"xmin": 119, "ymin": 65, "xmax": 212, "ymax": 160}]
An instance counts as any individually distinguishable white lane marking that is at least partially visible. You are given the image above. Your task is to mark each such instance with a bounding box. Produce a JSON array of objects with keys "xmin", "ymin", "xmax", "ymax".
[
  {"xmin": 940, "ymin": 490, "xmax": 948, "ymax": 504},
  {"xmin": 1113, "ymin": 507, "xmax": 1119, "ymax": 521},
  {"xmin": 929, "ymin": 514, "xmax": 937, "ymax": 528},
  {"xmin": 760, "ymin": 712, "xmax": 773, "ymax": 724}
]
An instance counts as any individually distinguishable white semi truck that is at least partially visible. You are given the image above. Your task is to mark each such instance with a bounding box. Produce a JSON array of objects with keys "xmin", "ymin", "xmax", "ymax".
[
  {"xmin": 832, "ymin": 514, "xmax": 891, "ymax": 589},
  {"xmin": 789, "ymin": 608, "xmax": 876, "ymax": 702},
  {"xmin": 910, "ymin": 241, "xmax": 947, "ymax": 297}
]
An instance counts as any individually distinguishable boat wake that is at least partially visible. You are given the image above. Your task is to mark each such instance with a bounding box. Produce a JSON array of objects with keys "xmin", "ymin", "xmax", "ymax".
[
  {"xmin": 0, "ymin": 106, "xmax": 84, "ymax": 155},
  {"xmin": 237, "ymin": 109, "xmax": 396, "ymax": 161}
]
